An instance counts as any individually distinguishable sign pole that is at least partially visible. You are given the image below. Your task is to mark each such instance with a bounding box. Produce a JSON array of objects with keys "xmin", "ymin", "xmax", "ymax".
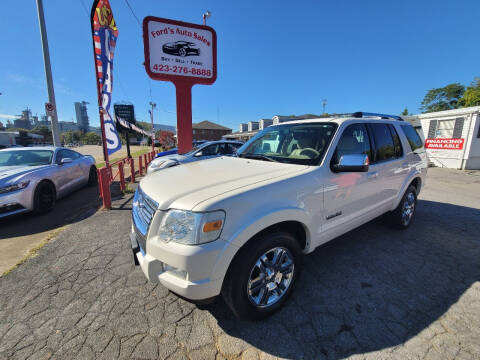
[
  {"xmin": 36, "ymin": 0, "xmax": 61, "ymax": 147},
  {"xmin": 175, "ymin": 83, "xmax": 193, "ymax": 154},
  {"xmin": 125, "ymin": 130, "xmax": 131, "ymax": 158}
]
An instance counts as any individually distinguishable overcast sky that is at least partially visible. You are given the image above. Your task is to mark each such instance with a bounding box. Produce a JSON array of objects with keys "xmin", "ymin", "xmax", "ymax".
[{"xmin": 1, "ymin": 0, "xmax": 479, "ymax": 130}]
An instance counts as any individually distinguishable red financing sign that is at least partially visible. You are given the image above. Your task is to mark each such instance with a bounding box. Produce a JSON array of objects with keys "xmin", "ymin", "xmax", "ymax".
[
  {"xmin": 143, "ymin": 17, "xmax": 217, "ymax": 154},
  {"xmin": 425, "ymin": 138, "xmax": 465, "ymax": 150}
]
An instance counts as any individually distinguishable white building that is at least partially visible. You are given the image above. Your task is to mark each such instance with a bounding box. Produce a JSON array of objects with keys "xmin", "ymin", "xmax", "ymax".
[
  {"xmin": 259, "ymin": 118, "xmax": 273, "ymax": 130},
  {"xmin": 248, "ymin": 121, "xmax": 259, "ymax": 132},
  {"xmin": 239, "ymin": 123, "xmax": 248, "ymax": 132},
  {"xmin": 416, "ymin": 106, "xmax": 480, "ymax": 169}
]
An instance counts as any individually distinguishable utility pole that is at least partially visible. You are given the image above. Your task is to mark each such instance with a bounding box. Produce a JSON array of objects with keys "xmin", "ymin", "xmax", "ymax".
[
  {"xmin": 36, "ymin": 0, "xmax": 60, "ymax": 146},
  {"xmin": 149, "ymin": 102, "xmax": 156, "ymax": 151},
  {"xmin": 203, "ymin": 11, "xmax": 211, "ymax": 25},
  {"xmin": 322, "ymin": 99, "xmax": 327, "ymax": 115}
]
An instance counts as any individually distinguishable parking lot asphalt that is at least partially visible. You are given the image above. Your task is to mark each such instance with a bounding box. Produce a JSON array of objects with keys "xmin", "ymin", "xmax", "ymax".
[{"xmin": 0, "ymin": 168, "xmax": 479, "ymax": 360}]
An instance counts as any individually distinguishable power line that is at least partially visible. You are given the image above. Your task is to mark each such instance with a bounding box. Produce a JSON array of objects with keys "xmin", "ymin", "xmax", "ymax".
[{"xmin": 124, "ymin": 0, "xmax": 142, "ymax": 26}]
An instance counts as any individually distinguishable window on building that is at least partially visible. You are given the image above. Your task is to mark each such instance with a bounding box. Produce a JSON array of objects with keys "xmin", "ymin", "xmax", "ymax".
[{"xmin": 436, "ymin": 119, "xmax": 455, "ymax": 138}]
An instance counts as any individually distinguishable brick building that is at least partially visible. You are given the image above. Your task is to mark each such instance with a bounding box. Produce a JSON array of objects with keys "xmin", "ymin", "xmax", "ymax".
[{"xmin": 192, "ymin": 121, "xmax": 231, "ymax": 141}]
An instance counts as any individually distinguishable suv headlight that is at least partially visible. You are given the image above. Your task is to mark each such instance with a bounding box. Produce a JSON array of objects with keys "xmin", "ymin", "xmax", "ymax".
[
  {"xmin": 149, "ymin": 160, "xmax": 166, "ymax": 169},
  {"xmin": 158, "ymin": 209, "xmax": 225, "ymax": 245},
  {"xmin": 0, "ymin": 181, "xmax": 30, "ymax": 194}
]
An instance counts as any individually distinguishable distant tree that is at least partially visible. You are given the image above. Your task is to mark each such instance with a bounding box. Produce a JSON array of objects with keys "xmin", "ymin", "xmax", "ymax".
[
  {"xmin": 136, "ymin": 121, "xmax": 152, "ymax": 131},
  {"xmin": 31, "ymin": 125, "xmax": 52, "ymax": 143},
  {"xmin": 401, "ymin": 108, "xmax": 409, "ymax": 116},
  {"xmin": 156, "ymin": 130, "xmax": 175, "ymax": 149},
  {"xmin": 82, "ymin": 132, "xmax": 101, "ymax": 145},
  {"xmin": 420, "ymin": 83, "xmax": 465, "ymax": 113},
  {"xmin": 460, "ymin": 77, "xmax": 480, "ymax": 108},
  {"xmin": 6, "ymin": 120, "xmax": 12, "ymax": 128},
  {"xmin": 0, "ymin": 121, "xmax": 4, "ymax": 130},
  {"xmin": 62, "ymin": 131, "xmax": 82, "ymax": 144}
]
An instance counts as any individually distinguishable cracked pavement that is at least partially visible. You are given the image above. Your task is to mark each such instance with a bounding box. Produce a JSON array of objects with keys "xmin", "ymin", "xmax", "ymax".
[{"xmin": 0, "ymin": 168, "xmax": 479, "ymax": 359}]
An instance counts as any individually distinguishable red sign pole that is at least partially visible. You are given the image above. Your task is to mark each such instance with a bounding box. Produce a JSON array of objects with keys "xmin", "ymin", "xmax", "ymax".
[{"xmin": 175, "ymin": 83, "xmax": 193, "ymax": 154}]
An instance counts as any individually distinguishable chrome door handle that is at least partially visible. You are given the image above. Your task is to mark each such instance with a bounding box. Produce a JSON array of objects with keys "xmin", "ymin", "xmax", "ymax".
[{"xmin": 367, "ymin": 171, "xmax": 378, "ymax": 179}]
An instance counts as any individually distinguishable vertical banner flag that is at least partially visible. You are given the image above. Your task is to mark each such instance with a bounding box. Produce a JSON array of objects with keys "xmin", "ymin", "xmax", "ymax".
[{"xmin": 91, "ymin": 0, "xmax": 121, "ymax": 156}]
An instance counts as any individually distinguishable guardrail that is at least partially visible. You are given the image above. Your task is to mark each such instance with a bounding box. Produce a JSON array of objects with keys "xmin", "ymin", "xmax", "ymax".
[{"xmin": 97, "ymin": 150, "xmax": 158, "ymax": 209}]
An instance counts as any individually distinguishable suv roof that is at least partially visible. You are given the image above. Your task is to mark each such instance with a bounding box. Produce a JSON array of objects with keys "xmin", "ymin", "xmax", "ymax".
[{"xmin": 279, "ymin": 112, "xmax": 405, "ymax": 127}]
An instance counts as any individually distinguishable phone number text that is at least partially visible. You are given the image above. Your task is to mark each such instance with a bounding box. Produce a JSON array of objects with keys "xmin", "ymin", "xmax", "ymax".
[{"xmin": 152, "ymin": 64, "xmax": 212, "ymax": 77}]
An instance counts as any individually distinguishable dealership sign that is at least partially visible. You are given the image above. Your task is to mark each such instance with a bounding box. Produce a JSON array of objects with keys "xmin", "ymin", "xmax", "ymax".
[
  {"xmin": 425, "ymin": 138, "xmax": 465, "ymax": 150},
  {"xmin": 143, "ymin": 17, "xmax": 217, "ymax": 84},
  {"xmin": 143, "ymin": 16, "xmax": 217, "ymax": 154}
]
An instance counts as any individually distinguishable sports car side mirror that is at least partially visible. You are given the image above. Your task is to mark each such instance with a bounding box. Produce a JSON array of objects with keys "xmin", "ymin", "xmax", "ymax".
[{"xmin": 194, "ymin": 151, "xmax": 203, "ymax": 157}]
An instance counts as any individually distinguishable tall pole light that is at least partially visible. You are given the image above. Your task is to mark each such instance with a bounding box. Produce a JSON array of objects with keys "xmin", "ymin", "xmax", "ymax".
[
  {"xmin": 322, "ymin": 99, "xmax": 327, "ymax": 115},
  {"xmin": 149, "ymin": 102, "xmax": 156, "ymax": 151},
  {"xmin": 203, "ymin": 10, "xmax": 211, "ymax": 25},
  {"xmin": 36, "ymin": 0, "xmax": 60, "ymax": 146}
]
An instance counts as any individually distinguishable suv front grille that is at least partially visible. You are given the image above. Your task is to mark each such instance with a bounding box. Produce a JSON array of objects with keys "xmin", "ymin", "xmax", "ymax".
[{"xmin": 132, "ymin": 187, "xmax": 159, "ymax": 252}]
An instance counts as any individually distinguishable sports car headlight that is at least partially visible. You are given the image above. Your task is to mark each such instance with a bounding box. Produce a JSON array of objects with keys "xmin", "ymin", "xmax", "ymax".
[
  {"xmin": 0, "ymin": 181, "xmax": 30, "ymax": 194},
  {"xmin": 158, "ymin": 209, "xmax": 225, "ymax": 245}
]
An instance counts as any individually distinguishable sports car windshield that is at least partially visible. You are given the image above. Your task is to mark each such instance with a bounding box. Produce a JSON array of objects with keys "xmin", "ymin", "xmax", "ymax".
[
  {"xmin": 0, "ymin": 150, "xmax": 54, "ymax": 166},
  {"xmin": 237, "ymin": 123, "xmax": 337, "ymax": 165}
]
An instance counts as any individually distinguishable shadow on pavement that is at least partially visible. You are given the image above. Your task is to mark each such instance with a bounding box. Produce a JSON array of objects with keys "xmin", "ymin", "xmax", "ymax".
[
  {"xmin": 204, "ymin": 199, "xmax": 480, "ymax": 359},
  {"xmin": 0, "ymin": 185, "xmax": 101, "ymax": 239}
]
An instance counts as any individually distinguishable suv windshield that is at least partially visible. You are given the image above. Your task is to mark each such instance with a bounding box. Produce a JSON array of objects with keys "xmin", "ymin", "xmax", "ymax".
[
  {"xmin": 237, "ymin": 123, "xmax": 337, "ymax": 165},
  {"xmin": 0, "ymin": 150, "xmax": 54, "ymax": 166}
]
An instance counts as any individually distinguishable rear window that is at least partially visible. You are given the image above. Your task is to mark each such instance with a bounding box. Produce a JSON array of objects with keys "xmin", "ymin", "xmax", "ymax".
[
  {"xmin": 369, "ymin": 123, "xmax": 396, "ymax": 162},
  {"xmin": 401, "ymin": 125, "xmax": 424, "ymax": 152}
]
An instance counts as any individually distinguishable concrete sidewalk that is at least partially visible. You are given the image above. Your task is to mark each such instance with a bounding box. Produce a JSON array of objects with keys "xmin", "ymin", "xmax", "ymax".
[{"xmin": 0, "ymin": 168, "xmax": 479, "ymax": 359}]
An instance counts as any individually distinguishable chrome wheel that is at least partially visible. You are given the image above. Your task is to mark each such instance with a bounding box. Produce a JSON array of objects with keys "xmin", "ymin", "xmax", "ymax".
[
  {"xmin": 247, "ymin": 247, "xmax": 295, "ymax": 308},
  {"xmin": 402, "ymin": 192, "xmax": 415, "ymax": 226}
]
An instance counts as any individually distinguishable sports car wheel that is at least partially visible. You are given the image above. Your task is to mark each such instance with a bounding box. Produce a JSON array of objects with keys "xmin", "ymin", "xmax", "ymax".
[
  {"xmin": 33, "ymin": 181, "xmax": 56, "ymax": 215},
  {"xmin": 87, "ymin": 166, "xmax": 98, "ymax": 186},
  {"xmin": 179, "ymin": 47, "xmax": 187, "ymax": 57}
]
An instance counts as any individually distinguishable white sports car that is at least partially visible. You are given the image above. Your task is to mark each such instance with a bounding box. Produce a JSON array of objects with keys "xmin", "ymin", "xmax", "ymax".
[{"xmin": 0, "ymin": 146, "xmax": 97, "ymax": 218}]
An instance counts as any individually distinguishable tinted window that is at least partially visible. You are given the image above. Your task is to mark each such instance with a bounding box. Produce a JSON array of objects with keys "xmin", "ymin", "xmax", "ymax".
[
  {"xmin": 370, "ymin": 123, "xmax": 395, "ymax": 162},
  {"xmin": 400, "ymin": 124, "xmax": 424, "ymax": 152},
  {"xmin": 333, "ymin": 124, "xmax": 372, "ymax": 164},
  {"xmin": 0, "ymin": 150, "xmax": 53, "ymax": 166},
  {"xmin": 199, "ymin": 144, "xmax": 219, "ymax": 156},
  {"xmin": 388, "ymin": 124, "xmax": 403, "ymax": 158},
  {"xmin": 56, "ymin": 150, "xmax": 69, "ymax": 164},
  {"xmin": 66, "ymin": 149, "xmax": 81, "ymax": 159}
]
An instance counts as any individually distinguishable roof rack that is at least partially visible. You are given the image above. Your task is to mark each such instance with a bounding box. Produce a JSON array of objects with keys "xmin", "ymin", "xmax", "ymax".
[{"xmin": 350, "ymin": 112, "xmax": 404, "ymax": 121}]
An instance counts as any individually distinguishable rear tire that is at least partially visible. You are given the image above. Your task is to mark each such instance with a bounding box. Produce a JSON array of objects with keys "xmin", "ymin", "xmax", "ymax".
[
  {"xmin": 222, "ymin": 231, "xmax": 302, "ymax": 320},
  {"xmin": 385, "ymin": 185, "xmax": 417, "ymax": 229},
  {"xmin": 33, "ymin": 181, "xmax": 56, "ymax": 215},
  {"xmin": 87, "ymin": 166, "xmax": 98, "ymax": 187}
]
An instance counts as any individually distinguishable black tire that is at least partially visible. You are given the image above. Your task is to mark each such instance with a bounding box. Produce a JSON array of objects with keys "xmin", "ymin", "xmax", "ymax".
[
  {"xmin": 33, "ymin": 181, "xmax": 56, "ymax": 215},
  {"xmin": 222, "ymin": 231, "xmax": 302, "ymax": 321},
  {"xmin": 87, "ymin": 166, "xmax": 98, "ymax": 187},
  {"xmin": 385, "ymin": 185, "xmax": 417, "ymax": 229},
  {"xmin": 179, "ymin": 47, "xmax": 187, "ymax": 57}
]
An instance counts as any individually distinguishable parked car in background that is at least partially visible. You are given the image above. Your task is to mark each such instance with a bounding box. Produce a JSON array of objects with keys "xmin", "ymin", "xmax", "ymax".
[
  {"xmin": 147, "ymin": 140, "xmax": 244, "ymax": 174},
  {"xmin": 154, "ymin": 140, "xmax": 209, "ymax": 160},
  {"xmin": 130, "ymin": 113, "xmax": 427, "ymax": 320},
  {"xmin": 0, "ymin": 147, "xmax": 97, "ymax": 218}
]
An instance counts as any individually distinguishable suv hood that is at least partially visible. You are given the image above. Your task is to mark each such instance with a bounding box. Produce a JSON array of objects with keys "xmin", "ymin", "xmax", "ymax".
[{"xmin": 140, "ymin": 157, "xmax": 309, "ymax": 211}]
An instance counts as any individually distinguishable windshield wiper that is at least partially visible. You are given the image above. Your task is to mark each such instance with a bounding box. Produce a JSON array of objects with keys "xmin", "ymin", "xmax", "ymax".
[{"xmin": 240, "ymin": 153, "xmax": 278, "ymax": 162}]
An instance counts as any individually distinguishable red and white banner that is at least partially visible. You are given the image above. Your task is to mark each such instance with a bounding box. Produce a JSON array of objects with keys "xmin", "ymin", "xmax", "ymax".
[{"xmin": 425, "ymin": 138, "xmax": 465, "ymax": 150}]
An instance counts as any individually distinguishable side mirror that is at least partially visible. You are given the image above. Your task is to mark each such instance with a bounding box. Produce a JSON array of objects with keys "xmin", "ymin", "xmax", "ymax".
[
  {"xmin": 194, "ymin": 151, "xmax": 203, "ymax": 157},
  {"xmin": 59, "ymin": 157, "xmax": 73, "ymax": 165},
  {"xmin": 332, "ymin": 154, "xmax": 369, "ymax": 173}
]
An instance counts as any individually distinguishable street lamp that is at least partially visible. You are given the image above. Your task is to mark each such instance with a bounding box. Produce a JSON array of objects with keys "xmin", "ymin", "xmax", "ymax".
[{"xmin": 203, "ymin": 11, "xmax": 211, "ymax": 25}]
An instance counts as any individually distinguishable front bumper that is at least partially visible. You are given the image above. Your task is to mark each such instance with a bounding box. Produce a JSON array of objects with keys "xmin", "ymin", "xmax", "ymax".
[
  {"xmin": 0, "ymin": 187, "xmax": 33, "ymax": 218},
  {"xmin": 130, "ymin": 230, "xmax": 227, "ymax": 300}
]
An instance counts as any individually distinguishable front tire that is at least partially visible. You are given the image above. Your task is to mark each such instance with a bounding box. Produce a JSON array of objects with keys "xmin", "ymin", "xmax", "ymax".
[
  {"xmin": 33, "ymin": 181, "xmax": 56, "ymax": 215},
  {"xmin": 178, "ymin": 47, "xmax": 187, "ymax": 57},
  {"xmin": 87, "ymin": 166, "xmax": 98, "ymax": 187},
  {"xmin": 385, "ymin": 185, "xmax": 417, "ymax": 229},
  {"xmin": 222, "ymin": 231, "xmax": 302, "ymax": 320}
]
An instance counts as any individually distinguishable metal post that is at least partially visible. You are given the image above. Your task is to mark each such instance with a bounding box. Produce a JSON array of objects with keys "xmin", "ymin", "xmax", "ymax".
[
  {"xmin": 149, "ymin": 102, "xmax": 156, "ymax": 151},
  {"xmin": 36, "ymin": 0, "xmax": 60, "ymax": 146}
]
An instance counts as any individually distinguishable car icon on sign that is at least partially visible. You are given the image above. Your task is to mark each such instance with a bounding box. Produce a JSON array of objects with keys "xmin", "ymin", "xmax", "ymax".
[{"xmin": 162, "ymin": 41, "xmax": 200, "ymax": 57}]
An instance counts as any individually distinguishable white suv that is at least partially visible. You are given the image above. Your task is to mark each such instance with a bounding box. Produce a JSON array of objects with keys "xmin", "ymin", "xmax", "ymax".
[{"xmin": 130, "ymin": 113, "xmax": 427, "ymax": 320}]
